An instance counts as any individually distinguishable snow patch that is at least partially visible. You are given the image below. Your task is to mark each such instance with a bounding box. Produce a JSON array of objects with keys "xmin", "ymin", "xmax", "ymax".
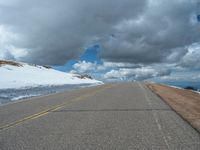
[
  {"xmin": 11, "ymin": 94, "xmax": 41, "ymax": 101},
  {"xmin": 0, "ymin": 60, "xmax": 103, "ymax": 89}
]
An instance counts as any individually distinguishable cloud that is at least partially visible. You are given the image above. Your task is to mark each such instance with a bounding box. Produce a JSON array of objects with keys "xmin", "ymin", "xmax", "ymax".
[
  {"xmin": 103, "ymin": 62, "xmax": 140, "ymax": 68},
  {"xmin": 73, "ymin": 61, "xmax": 97, "ymax": 74},
  {"xmin": 0, "ymin": 0, "xmax": 199, "ymax": 82},
  {"xmin": 0, "ymin": 0, "xmax": 146, "ymax": 65},
  {"xmin": 180, "ymin": 43, "xmax": 200, "ymax": 69},
  {"xmin": 104, "ymin": 66, "xmax": 171, "ymax": 80},
  {"xmin": 158, "ymin": 70, "xmax": 200, "ymax": 82},
  {"xmin": 72, "ymin": 61, "xmax": 142, "ymax": 75},
  {"xmin": 0, "ymin": 25, "xmax": 27, "ymax": 60},
  {"xmin": 100, "ymin": 0, "xmax": 200, "ymax": 64},
  {"xmin": 0, "ymin": 0, "xmax": 199, "ymax": 66}
]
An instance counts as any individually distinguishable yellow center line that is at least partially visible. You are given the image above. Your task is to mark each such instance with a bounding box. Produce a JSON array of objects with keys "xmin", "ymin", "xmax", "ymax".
[{"xmin": 0, "ymin": 84, "xmax": 115, "ymax": 131}]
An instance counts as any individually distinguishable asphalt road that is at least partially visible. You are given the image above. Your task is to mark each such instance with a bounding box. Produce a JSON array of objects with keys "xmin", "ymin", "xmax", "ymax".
[{"xmin": 0, "ymin": 83, "xmax": 200, "ymax": 150}]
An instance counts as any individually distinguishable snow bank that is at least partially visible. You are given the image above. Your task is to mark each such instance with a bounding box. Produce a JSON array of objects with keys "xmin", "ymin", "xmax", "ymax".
[{"xmin": 0, "ymin": 61, "xmax": 103, "ymax": 89}]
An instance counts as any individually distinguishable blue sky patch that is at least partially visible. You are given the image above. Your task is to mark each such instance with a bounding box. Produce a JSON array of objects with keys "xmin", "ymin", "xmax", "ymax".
[
  {"xmin": 53, "ymin": 45, "xmax": 101, "ymax": 72},
  {"xmin": 197, "ymin": 15, "xmax": 200, "ymax": 22}
]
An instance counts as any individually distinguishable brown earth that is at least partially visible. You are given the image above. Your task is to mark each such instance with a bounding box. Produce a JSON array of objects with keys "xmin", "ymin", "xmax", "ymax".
[
  {"xmin": 0, "ymin": 60, "xmax": 22, "ymax": 67},
  {"xmin": 147, "ymin": 83, "xmax": 200, "ymax": 133}
]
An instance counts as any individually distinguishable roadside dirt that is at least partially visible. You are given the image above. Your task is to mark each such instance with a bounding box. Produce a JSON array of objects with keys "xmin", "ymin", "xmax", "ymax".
[
  {"xmin": 147, "ymin": 83, "xmax": 200, "ymax": 133},
  {"xmin": 0, "ymin": 60, "xmax": 22, "ymax": 67}
]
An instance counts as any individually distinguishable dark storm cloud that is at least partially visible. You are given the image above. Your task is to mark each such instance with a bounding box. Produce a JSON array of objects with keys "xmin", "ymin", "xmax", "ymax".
[
  {"xmin": 0, "ymin": 0, "xmax": 199, "ymax": 67},
  {"xmin": 0, "ymin": 0, "xmax": 147, "ymax": 65},
  {"xmin": 100, "ymin": 0, "xmax": 200, "ymax": 63}
]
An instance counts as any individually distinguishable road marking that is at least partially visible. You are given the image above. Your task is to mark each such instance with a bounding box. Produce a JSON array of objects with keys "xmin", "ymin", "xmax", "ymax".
[
  {"xmin": 137, "ymin": 82, "xmax": 170, "ymax": 149},
  {"xmin": 0, "ymin": 84, "xmax": 114, "ymax": 131}
]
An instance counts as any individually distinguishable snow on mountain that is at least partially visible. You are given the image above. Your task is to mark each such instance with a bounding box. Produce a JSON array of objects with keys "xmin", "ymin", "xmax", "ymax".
[{"xmin": 0, "ymin": 60, "xmax": 103, "ymax": 89}]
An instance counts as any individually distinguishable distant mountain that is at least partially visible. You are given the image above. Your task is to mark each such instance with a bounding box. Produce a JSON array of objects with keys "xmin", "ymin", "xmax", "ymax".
[
  {"xmin": 184, "ymin": 86, "xmax": 198, "ymax": 91},
  {"xmin": 161, "ymin": 81, "xmax": 200, "ymax": 92},
  {"xmin": 0, "ymin": 60, "xmax": 103, "ymax": 89}
]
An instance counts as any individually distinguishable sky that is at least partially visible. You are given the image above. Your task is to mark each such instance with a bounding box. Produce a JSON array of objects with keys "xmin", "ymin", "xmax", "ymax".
[{"xmin": 0, "ymin": 0, "xmax": 200, "ymax": 83}]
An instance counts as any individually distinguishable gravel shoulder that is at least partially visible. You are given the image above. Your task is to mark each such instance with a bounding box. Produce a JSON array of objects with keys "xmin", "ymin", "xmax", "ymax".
[{"xmin": 147, "ymin": 83, "xmax": 200, "ymax": 133}]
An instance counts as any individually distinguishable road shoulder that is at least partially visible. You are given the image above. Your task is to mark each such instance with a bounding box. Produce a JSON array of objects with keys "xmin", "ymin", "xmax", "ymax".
[{"xmin": 147, "ymin": 83, "xmax": 200, "ymax": 133}]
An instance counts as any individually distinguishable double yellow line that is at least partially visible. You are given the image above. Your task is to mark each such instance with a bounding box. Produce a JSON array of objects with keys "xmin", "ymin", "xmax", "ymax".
[{"xmin": 0, "ymin": 84, "xmax": 114, "ymax": 131}]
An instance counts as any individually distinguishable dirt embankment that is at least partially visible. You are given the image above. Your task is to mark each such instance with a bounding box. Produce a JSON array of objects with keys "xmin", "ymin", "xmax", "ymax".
[
  {"xmin": 0, "ymin": 60, "xmax": 22, "ymax": 67},
  {"xmin": 147, "ymin": 83, "xmax": 200, "ymax": 133}
]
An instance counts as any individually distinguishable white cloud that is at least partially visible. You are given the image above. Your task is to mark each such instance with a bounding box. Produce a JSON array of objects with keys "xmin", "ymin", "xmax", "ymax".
[
  {"xmin": 73, "ymin": 61, "xmax": 97, "ymax": 73},
  {"xmin": 180, "ymin": 43, "xmax": 200, "ymax": 69},
  {"xmin": 104, "ymin": 66, "xmax": 171, "ymax": 80},
  {"xmin": 0, "ymin": 25, "xmax": 27, "ymax": 60},
  {"xmin": 72, "ymin": 60, "xmax": 174, "ymax": 81},
  {"xmin": 103, "ymin": 62, "xmax": 139, "ymax": 68}
]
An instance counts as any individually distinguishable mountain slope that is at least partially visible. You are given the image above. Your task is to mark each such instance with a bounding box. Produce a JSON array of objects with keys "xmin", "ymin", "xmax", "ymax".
[{"xmin": 0, "ymin": 60, "xmax": 103, "ymax": 89}]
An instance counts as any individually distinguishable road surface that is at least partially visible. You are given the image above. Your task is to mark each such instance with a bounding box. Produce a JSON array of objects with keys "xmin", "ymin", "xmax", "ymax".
[{"xmin": 0, "ymin": 83, "xmax": 200, "ymax": 149}]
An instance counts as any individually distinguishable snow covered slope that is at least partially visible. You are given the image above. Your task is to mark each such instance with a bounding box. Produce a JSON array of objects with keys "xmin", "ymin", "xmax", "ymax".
[{"xmin": 0, "ymin": 60, "xmax": 103, "ymax": 89}]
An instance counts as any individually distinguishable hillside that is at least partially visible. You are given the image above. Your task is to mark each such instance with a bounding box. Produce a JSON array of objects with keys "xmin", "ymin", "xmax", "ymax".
[{"xmin": 0, "ymin": 60, "xmax": 103, "ymax": 89}]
